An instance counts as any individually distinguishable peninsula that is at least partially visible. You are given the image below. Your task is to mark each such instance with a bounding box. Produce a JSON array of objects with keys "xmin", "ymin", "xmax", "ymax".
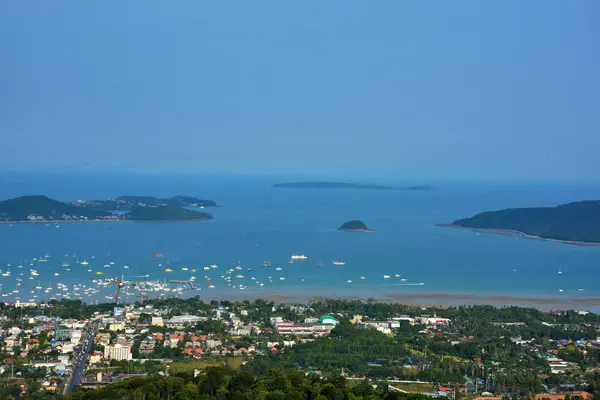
[
  {"xmin": 0, "ymin": 195, "xmax": 213, "ymax": 223},
  {"xmin": 126, "ymin": 205, "xmax": 213, "ymax": 222},
  {"xmin": 273, "ymin": 181, "xmax": 433, "ymax": 190},
  {"xmin": 439, "ymin": 200, "xmax": 600, "ymax": 245},
  {"xmin": 74, "ymin": 195, "xmax": 217, "ymax": 210},
  {"xmin": 338, "ymin": 220, "xmax": 373, "ymax": 232}
]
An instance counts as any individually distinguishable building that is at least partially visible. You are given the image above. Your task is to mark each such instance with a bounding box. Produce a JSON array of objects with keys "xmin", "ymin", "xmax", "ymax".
[
  {"xmin": 55, "ymin": 326, "xmax": 71, "ymax": 341},
  {"xmin": 70, "ymin": 329, "xmax": 83, "ymax": 344},
  {"xmin": 274, "ymin": 321, "xmax": 336, "ymax": 337},
  {"xmin": 166, "ymin": 315, "xmax": 204, "ymax": 326},
  {"xmin": 319, "ymin": 315, "xmax": 339, "ymax": 325},
  {"xmin": 104, "ymin": 344, "xmax": 132, "ymax": 361},
  {"xmin": 109, "ymin": 323, "xmax": 125, "ymax": 331},
  {"xmin": 139, "ymin": 339, "xmax": 156, "ymax": 355},
  {"xmin": 151, "ymin": 317, "xmax": 164, "ymax": 327}
]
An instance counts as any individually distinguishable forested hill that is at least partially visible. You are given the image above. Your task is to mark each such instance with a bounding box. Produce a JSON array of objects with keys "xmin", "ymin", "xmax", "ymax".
[
  {"xmin": 126, "ymin": 205, "xmax": 213, "ymax": 221},
  {"xmin": 0, "ymin": 195, "xmax": 111, "ymax": 221},
  {"xmin": 75, "ymin": 195, "xmax": 217, "ymax": 210},
  {"xmin": 451, "ymin": 200, "xmax": 600, "ymax": 243}
]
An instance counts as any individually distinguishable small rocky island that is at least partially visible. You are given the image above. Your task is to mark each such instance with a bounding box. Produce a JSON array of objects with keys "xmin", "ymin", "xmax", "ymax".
[{"xmin": 338, "ymin": 220, "xmax": 373, "ymax": 232}]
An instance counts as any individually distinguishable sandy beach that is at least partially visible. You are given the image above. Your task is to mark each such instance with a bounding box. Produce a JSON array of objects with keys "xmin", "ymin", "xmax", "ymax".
[
  {"xmin": 198, "ymin": 291, "xmax": 600, "ymax": 310},
  {"xmin": 436, "ymin": 224, "xmax": 600, "ymax": 247}
]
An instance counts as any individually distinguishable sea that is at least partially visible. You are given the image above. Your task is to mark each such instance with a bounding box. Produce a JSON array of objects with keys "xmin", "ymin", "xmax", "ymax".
[{"xmin": 1, "ymin": 172, "xmax": 600, "ymax": 310}]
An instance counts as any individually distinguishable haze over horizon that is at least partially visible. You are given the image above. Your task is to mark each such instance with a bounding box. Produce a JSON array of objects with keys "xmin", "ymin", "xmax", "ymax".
[{"xmin": 1, "ymin": 1, "xmax": 599, "ymax": 180}]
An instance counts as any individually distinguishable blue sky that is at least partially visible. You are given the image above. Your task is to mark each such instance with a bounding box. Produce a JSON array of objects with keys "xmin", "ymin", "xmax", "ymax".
[{"xmin": 1, "ymin": 1, "xmax": 599, "ymax": 179}]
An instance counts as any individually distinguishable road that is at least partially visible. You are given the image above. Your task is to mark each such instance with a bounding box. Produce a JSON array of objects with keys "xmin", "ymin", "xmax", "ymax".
[{"xmin": 64, "ymin": 320, "xmax": 100, "ymax": 394}]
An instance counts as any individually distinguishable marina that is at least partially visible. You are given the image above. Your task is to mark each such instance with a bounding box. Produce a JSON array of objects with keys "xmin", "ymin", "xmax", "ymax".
[{"xmin": 0, "ymin": 176, "xmax": 599, "ymax": 307}]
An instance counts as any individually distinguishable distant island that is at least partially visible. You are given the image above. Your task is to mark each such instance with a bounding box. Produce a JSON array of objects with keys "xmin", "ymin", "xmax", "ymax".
[
  {"xmin": 0, "ymin": 195, "xmax": 213, "ymax": 223},
  {"xmin": 439, "ymin": 200, "xmax": 600, "ymax": 245},
  {"xmin": 273, "ymin": 182, "xmax": 433, "ymax": 191},
  {"xmin": 338, "ymin": 220, "xmax": 373, "ymax": 232},
  {"xmin": 74, "ymin": 195, "xmax": 217, "ymax": 210}
]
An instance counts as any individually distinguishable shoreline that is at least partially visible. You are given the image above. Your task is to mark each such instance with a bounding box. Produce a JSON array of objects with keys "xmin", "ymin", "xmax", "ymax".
[
  {"xmin": 162, "ymin": 291, "xmax": 600, "ymax": 311},
  {"xmin": 0, "ymin": 218, "xmax": 214, "ymax": 225},
  {"xmin": 436, "ymin": 224, "xmax": 600, "ymax": 247}
]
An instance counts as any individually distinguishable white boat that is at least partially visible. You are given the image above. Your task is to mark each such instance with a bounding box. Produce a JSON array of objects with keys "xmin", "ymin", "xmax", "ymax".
[
  {"xmin": 291, "ymin": 254, "xmax": 307, "ymax": 260},
  {"xmin": 80, "ymin": 260, "xmax": 89, "ymax": 265},
  {"xmin": 235, "ymin": 274, "xmax": 244, "ymax": 278},
  {"xmin": 61, "ymin": 262, "xmax": 70, "ymax": 267},
  {"xmin": 360, "ymin": 276, "xmax": 366, "ymax": 280},
  {"xmin": 332, "ymin": 259, "xmax": 346, "ymax": 266},
  {"xmin": 558, "ymin": 268, "xmax": 563, "ymax": 274},
  {"xmin": 346, "ymin": 280, "xmax": 352, "ymax": 283},
  {"xmin": 182, "ymin": 267, "xmax": 189, "ymax": 271},
  {"xmin": 383, "ymin": 275, "xmax": 391, "ymax": 279},
  {"xmin": 275, "ymin": 267, "xmax": 282, "ymax": 271},
  {"xmin": 279, "ymin": 277, "xmax": 285, "ymax": 280}
]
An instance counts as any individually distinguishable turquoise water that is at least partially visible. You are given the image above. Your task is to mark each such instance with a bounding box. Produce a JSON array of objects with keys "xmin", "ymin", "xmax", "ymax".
[{"xmin": 1, "ymin": 173, "xmax": 600, "ymax": 307}]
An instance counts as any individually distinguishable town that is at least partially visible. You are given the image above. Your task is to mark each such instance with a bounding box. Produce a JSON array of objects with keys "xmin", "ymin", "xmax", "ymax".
[{"xmin": 0, "ymin": 297, "xmax": 599, "ymax": 399}]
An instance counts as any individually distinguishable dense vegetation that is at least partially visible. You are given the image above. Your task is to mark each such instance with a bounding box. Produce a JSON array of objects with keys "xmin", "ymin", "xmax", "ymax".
[
  {"xmin": 0, "ymin": 195, "xmax": 111, "ymax": 221},
  {"xmin": 338, "ymin": 220, "xmax": 371, "ymax": 231},
  {"xmin": 126, "ymin": 205, "xmax": 213, "ymax": 222},
  {"xmin": 248, "ymin": 321, "xmax": 406, "ymax": 375},
  {"xmin": 452, "ymin": 200, "xmax": 600, "ymax": 243},
  {"xmin": 66, "ymin": 368, "xmax": 423, "ymax": 400}
]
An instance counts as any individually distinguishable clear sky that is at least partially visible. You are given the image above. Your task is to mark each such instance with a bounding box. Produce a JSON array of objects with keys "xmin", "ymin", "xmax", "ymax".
[{"xmin": 1, "ymin": 1, "xmax": 598, "ymax": 179}]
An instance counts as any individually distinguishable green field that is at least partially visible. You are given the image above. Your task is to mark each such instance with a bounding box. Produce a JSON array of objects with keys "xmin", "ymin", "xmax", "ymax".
[
  {"xmin": 169, "ymin": 356, "xmax": 244, "ymax": 374},
  {"xmin": 389, "ymin": 382, "xmax": 436, "ymax": 393}
]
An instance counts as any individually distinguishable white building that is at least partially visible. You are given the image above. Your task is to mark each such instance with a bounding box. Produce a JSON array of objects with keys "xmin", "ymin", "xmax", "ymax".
[{"xmin": 104, "ymin": 344, "xmax": 132, "ymax": 361}]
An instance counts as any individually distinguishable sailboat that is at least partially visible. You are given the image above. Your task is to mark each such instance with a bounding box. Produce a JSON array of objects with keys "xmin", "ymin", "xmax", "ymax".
[
  {"xmin": 332, "ymin": 258, "xmax": 346, "ymax": 266},
  {"xmin": 316, "ymin": 260, "xmax": 324, "ymax": 267},
  {"xmin": 558, "ymin": 268, "xmax": 563, "ymax": 274}
]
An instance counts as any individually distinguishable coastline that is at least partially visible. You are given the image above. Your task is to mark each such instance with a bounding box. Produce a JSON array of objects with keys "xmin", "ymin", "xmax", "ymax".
[
  {"xmin": 0, "ymin": 218, "xmax": 214, "ymax": 225},
  {"xmin": 436, "ymin": 224, "xmax": 600, "ymax": 247},
  {"xmin": 190, "ymin": 291, "xmax": 600, "ymax": 311}
]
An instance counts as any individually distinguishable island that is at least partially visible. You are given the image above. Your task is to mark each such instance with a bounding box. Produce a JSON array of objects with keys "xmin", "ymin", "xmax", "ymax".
[
  {"xmin": 438, "ymin": 200, "xmax": 600, "ymax": 245},
  {"xmin": 0, "ymin": 195, "xmax": 214, "ymax": 223},
  {"xmin": 125, "ymin": 205, "xmax": 213, "ymax": 222},
  {"xmin": 338, "ymin": 220, "xmax": 373, "ymax": 232},
  {"xmin": 73, "ymin": 195, "xmax": 217, "ymax": 210},
  {"xmin": 273, "ymin": 182, "xmax": 433, "ymax": 190}
]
